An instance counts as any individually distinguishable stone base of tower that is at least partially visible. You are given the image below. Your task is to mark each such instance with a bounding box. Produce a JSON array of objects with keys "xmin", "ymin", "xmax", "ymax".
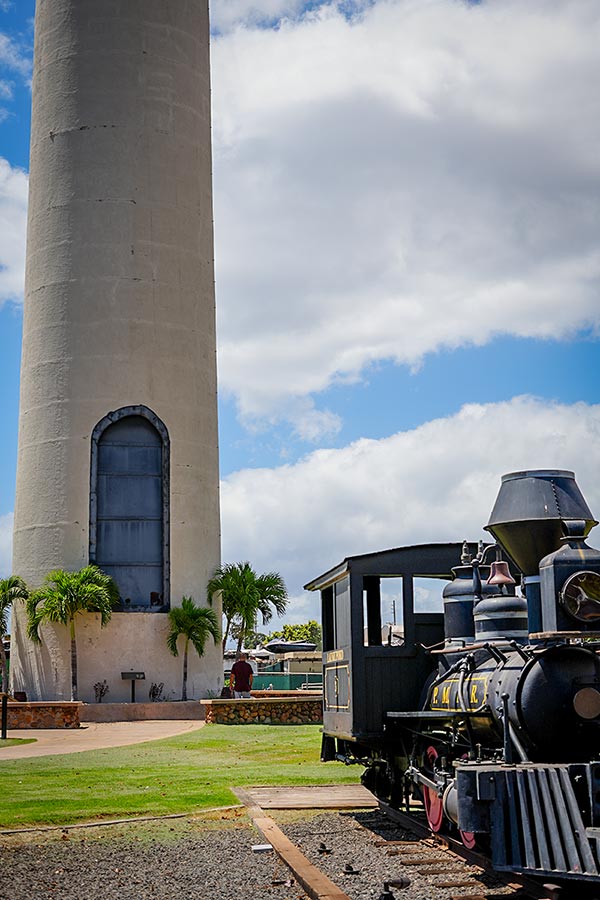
[{"xmin": 9, "ymin": 606, "xmax": 223, "ymax": 704}]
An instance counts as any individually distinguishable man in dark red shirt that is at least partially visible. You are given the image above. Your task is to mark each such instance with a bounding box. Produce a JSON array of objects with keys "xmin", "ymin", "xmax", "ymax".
[{"xmin": 230, "ymin": 653, "xmax": 253, "ymax": 698}]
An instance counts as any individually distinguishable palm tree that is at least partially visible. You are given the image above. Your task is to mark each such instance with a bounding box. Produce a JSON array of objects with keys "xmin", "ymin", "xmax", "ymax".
[
  {"xmin": 207, "ymin": 561, "xmax": 288, "ymax": 653},
  {"xmin": 0, "ymin": 576, "xmax": 29, "ymax": 693},
  {"xmin": 167, "ymin": 597, "xmax": 221, "ymax": 700},
  {"xmin": 26, "ymin": 566, "xmax": 119, "ymax": 701}
]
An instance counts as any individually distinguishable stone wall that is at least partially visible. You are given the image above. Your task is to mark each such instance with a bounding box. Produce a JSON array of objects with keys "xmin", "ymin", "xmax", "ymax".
[
  {"xmin": 7, "ymin": 702, "xmax": 81, "ymax": 729},
  {"xmin": 80, "ymin": 701, "xmax": 205, "ymax": 722},
  {"xmin": 201, "ymin": 696, "xmax": 323, "ymax": 725}
]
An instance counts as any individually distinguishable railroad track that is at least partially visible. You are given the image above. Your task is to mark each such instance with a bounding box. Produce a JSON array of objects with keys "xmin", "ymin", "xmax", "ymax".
[
  {"xmin": 236, "ymin": 787, "xmax": 558, "ymax": 900},
  {"xmin": 377, "ymin": 800, "xmax": 551, "ymax": 900}
]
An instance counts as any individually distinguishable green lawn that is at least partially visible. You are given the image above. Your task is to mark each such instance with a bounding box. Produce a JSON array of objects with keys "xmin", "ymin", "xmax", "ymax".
[
  {"xmin": 0, "ymin": 725, "xmax": 359, "ymax": 829},
  {"xmin": 0, "ymin": 738, "xmax": 36, "ymax": 749}
]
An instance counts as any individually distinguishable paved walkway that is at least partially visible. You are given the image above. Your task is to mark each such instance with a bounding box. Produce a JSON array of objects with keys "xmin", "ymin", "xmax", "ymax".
[{"xmin": 0, "ymin": 720, "xmax": 205, "ymax": 760}]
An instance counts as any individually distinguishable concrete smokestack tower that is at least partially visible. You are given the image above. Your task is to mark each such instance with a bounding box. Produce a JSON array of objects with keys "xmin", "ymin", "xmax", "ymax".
[{"xmin": 11, "ymin": 1, "xmax": 221, "ymax": 702}]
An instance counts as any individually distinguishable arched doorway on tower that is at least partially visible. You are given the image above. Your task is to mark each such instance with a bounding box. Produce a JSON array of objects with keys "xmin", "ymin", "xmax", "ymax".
[{"xmin": 89, "ymin": 406, "xmax": 170, "ymax": 611}]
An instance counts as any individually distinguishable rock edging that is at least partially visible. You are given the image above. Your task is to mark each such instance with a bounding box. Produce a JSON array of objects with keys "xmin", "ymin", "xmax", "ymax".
[
  {"xmin": 201, "ymin": 696, "xmax": 323, "ymax": 725},
  {"xmin": 6, "ymin": 702, "xmax": 81, "ymax": 729}
]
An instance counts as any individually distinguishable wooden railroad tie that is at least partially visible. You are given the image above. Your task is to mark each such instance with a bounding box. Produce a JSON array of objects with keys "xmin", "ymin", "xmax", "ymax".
[
  {"xmin": 448, "ymin": 895, "xmax": 527, "ymax": 900},
  {"xmin": 449, "ymin": 895, "xmax": 488, "ymax": 900},
  {"xmin": 421, "ymin": 866, "xmax": 471, "ymax": 875},
  {"xmin": 447, "ymin": 895, "xmax": 527, "ymax": 900},
  {"xmin": 373, "ymin": 839, "xmax": 422, "ymax": 847},
  {"xmin": 390, "ymin": 856, "xmax": 451, "ymax": 865}
]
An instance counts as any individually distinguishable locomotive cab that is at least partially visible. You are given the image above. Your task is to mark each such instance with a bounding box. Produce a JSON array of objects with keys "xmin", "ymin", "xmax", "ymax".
[{"xmin": 305, "ymin": 542, "xmax": 480, "ymax": 757}]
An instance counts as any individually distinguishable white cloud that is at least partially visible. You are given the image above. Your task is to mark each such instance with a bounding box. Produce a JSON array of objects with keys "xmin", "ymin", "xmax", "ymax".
[
  {"xmin": 212, "ymin": 0, "xmax": 600, "ymax": 433},
  {"xmin": 0, "ymin": 31, "xmax": 31, "ymax": 79},
  {"xmin": 0, "ymin": 24, "xmax": 33, "ymax": 132},
  {"xmin": 0, "ymin": 158, "xmax": 27, "ymax": 306},
  {"xmin": 0, "ymin": 511, "xmax": 13, "ymax": 577},
  {"xmin": 211, "ymin": 0, "xmax": 308, "ymax": 32},
  {"xmin": 3, "ymin": 3, "xmax": 599, "ymax": 438},
  {"xmin": 221, "ymin": 397, "xmax": 600, "ymax": 621}
]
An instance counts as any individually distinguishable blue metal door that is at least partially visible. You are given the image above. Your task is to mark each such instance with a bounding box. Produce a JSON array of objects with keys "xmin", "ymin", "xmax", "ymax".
[{"xmin": 95, "ymin": 415, "xmax": 164, "ymax": 609}]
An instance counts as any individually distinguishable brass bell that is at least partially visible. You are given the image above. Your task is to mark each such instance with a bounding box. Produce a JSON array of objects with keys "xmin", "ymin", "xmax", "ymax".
[{"xmin": 486, "ymin": 560, "xmax": 516, "ymax": 586}]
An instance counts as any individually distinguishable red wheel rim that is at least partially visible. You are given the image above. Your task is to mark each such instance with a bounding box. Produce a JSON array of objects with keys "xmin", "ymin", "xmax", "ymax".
[
  {"xmin": 457, "ymin": 754, "xmax": 475, "ymax": 846},
  {"xmin": 423, "ymin": 746, "xmax": 443, "ymax": 832}
]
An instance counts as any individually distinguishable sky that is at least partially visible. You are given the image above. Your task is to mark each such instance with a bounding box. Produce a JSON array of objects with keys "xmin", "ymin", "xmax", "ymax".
[{"xmin": 0, "ymin": 0, "xmax": 599, "ymax": 628}]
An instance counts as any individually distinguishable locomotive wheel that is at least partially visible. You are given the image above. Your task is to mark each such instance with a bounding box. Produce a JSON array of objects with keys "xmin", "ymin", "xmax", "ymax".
[
  {"xmin": 459, "ymin": 829, "xmax": 476, "ymax": 848},
  {"xmin": 422, "ymin": 747, "xmax": 479, "ymax": 847},
  {"xmin": 362, "ymin": 762, "xmax": 391, "ymax": 802},
  {"xmin": 457, "ymin": 754, "xmax": 476, "ymax": 848},
  {"xmin": 422, "ymin": 746, "xmax": 444, "ymax": 832}
]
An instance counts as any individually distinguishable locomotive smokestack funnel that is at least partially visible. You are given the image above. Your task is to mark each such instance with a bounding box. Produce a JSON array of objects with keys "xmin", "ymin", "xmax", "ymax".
[{"xmin": 485, "ymin": 470, "xmax": 597, "ymax": 576}]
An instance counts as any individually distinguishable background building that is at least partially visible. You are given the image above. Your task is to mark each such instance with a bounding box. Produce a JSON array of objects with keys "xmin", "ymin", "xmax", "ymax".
[{"xmin": 10, "ymin": 0, "xmax": 221, "ymax": 702}]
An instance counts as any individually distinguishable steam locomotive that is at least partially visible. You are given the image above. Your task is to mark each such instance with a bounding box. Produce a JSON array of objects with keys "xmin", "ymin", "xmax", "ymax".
[{"xmin": 305, "ymin": 470, "xmax": 600, "ymax": 886}]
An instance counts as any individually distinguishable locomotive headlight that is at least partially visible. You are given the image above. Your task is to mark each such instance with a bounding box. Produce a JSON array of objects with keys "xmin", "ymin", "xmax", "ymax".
[
  {"xmin": 573, "ymin": 687, "xmax": 600, "ymax": 720},
  {"xmin": 560, "ymin": 571, "xmax": 600, "ymax": 623}
]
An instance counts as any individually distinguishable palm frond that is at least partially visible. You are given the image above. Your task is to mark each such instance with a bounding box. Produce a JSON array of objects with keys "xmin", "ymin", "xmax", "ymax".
[
  {"xmin": 207, "ymin": 561, "xmax": 288, "ymax": 650},
  {"xmin": 166, "ymin": 627, "xmax": 180, "ymax": 657},
  {"xmin": 188, "ymin": 607, "xmax": 221, "ymax": 659},
  {"xmin": 0, "ymin": 575, "xmax": 29, "ymax": 636},
  {"xmin": 25, "ymin": 566, "xmax": 119, "ymax": 638},
  {"xmin": 167, "ymin": 596, "xmax": 221, "ymax": 659},
  {"xmin": 26, "ymin": 592, "xmax": 45, "ymax": 642}
]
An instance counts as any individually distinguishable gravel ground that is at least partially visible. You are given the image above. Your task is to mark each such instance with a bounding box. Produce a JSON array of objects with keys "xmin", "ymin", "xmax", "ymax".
[
  {"xmin": 0, "ymin": 811, "xmax": 309, "ymax": 900},
  {"xmin": 0, "ymin": 807, "xmax": 520, "ymax": 900},
  {"xmin": 281, "ymin": 809, "xmax": 516, "ymax": 900}
]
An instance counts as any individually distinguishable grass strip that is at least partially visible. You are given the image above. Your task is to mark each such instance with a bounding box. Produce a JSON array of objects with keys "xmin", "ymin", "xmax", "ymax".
[
  {"xmin": 0, "ymin": 724, "xmax": 358, "ymax": 828},
  {"xmin": 0, "ymin": 805, "xmax": 245, "ymax": 835},
  {"xmin": 0, "ymin": 739, "xmax": 36, "ymax": 749}
]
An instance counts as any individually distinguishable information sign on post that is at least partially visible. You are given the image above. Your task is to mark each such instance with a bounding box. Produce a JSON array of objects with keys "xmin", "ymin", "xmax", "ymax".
[{"xmin": 121, "ymin": 672, "xmax": 145, "ymax": 703}]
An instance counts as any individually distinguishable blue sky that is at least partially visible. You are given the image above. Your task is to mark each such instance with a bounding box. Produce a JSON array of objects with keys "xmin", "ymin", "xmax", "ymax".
[{"xmin": 1, "ymin": 0, "xmax": 599, "ymax": 622}]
